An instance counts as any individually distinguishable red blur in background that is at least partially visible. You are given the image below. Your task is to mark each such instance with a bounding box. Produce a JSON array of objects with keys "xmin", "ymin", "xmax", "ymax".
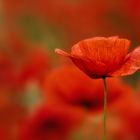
[{"xmin": 0, "ymin": 0, "xmax": 140, "ymax": 140}]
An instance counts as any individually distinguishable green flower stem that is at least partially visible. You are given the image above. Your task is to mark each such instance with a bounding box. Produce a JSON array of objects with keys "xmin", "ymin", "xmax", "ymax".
[{"xmin": 103, "ymin": 77, "xmax": 107, "ymax": 140}]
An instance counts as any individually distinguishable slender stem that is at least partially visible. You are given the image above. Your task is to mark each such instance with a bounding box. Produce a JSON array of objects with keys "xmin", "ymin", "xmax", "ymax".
[{"xmin": 103, "ymin": 77, "xmax": 107, "ymax": 140}]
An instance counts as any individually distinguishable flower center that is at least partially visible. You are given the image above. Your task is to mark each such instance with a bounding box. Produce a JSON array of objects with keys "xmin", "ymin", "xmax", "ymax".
[
  {"xmin": 40, "ymin": 119, "xmax": 59, "ymax": 132},
  {"xmin": 78, "ymin": 100, "xmax": 93, "ymax": 109}
]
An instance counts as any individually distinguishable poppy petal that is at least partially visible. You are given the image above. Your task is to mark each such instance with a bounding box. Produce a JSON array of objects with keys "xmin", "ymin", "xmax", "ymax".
[
  {"xmin": 55, "ymin": 48, "xmax": 105, "ymax": 78},
  {"xmin": 109, "ymin": 46, "xmax": 140, "ymax": 76},
  {"xmin": 70, "ymin": 57, "xmax": 106, "ymax": 78},
  {"xmin": 71, "ymin": 37, "xmax": 130, "ymax": 73},
  {"xmin": 55, "ymin": 49, "xmax": 70, "ymax": 57},
  {"xmin": 72, "ymin": 37, "xmax": 130, "ymax": 62}
]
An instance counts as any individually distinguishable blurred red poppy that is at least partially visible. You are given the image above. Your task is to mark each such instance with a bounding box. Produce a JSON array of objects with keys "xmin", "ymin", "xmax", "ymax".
[
  {"xmin": 19, "ymin": 104, "xmax": 84, "ymax": 140},
  {"xmin": 110, "ymin": 95, "xmax": 140, "ymax": 140},
  {"xmin": 0, "ymin": 28, "xmax": 50, "ymax": 139},
  {"xmin": 17, "ymin": 46, "xmax": 50, "ymax": 88},
  {"xmin": 0, "ymin": 30, "xmax": 50, "ymax": 90},
  {"xmin": 80, "ymin": 94, "xmax": 139, "ymax": 140},
  {"xmin": 93, "ymin": 113, "xmax": 134, "ymax": 140},
  {"xmin": 55, "ymin": 36, "xmax": 140, "ymax": 78},
  {"xmin": 44, "ymin": 65, "xmax": 133, "ymax": 113}
]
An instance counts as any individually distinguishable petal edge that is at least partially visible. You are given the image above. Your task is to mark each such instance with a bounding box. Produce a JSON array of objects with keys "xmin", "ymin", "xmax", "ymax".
[
  {"xmin": 109, "ymin": 46, "xmax": 140, "ymax": 77},
  {"xmin": 55, "ymin": 49, "xmax": 70, "ymax": 57}
]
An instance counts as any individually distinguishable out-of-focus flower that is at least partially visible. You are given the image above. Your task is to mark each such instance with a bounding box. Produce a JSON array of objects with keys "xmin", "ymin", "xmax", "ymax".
[
  {"xmin": 93, "ymin": 114, "xmax": 134, "ymax": 140},
  {"xmin": 111, "ymin": 95, "xmax": 140, "ymax": 140},
  {"xmin": 55, "ymin": 36, "xmax": 140, "ymax": 79},
  {"xmin": 0, "ymin": 31, "xmax": 50, "ymax": 90},
  {"xmin": 19, "ymin": 104, "xmax": 84, "ymax": 140},
  {"xmin": 80, "ymin": 94, "xmax": 139, "ymax": 140},
  {"xmin": 0, "ymin": 95, "xmax": 28, "ymax": 140},
  {"xmin": 0, "ymin": 31, "xmax": 50, "ymax": 139},
  {"xmin": 105, "ymin": 95, "xmax": 140, "ymax": 140},
  {"xmin": 17, "ymin": 46, "xmax": 50, "ymax": 88},
  {"xmin": 44, "ymin": 65, "xmax": 133, "ymax": 113}
]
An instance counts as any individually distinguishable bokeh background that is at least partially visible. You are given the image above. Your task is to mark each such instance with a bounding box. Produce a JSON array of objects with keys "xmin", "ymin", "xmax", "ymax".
[{"xmin": 1, "ymin": 0, "xmax": 140, "ymax": 140}]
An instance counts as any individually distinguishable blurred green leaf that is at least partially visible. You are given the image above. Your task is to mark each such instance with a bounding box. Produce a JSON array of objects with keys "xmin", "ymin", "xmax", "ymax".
[{"xmin": 18, "ymin": 15, "xmax": 65, "ymax": 53}]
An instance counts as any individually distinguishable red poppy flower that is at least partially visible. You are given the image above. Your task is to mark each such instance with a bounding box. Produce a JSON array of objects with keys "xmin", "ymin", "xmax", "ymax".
[
  {"xmin": 19, "ymin": 104, "xmax": 84, "ymax": 140},
  {"xmin": 44, "ymin": 65, "xmax": 133, "ymax": 113},
  {"xmin": 55, "ymin": 36, "xmax": 140, "ymax": 78}
]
